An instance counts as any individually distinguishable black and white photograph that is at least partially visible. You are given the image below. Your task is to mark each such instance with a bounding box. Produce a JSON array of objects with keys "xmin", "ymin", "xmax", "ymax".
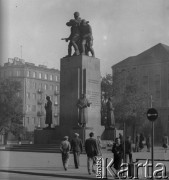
[{"xmin": 0, "ymin": 0, "xmax": 169, "ymax": 179}]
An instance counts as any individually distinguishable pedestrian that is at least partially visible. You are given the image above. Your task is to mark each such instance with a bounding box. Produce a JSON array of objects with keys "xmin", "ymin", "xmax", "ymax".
[
  {"xmin": 97, "ymin": 136, "xmax": 102, "ymax": 156},
  {"xmin": 135, "ymin": 133, "xmax": 140, "ymax": 152},
  {"xmin": 71, "ymin": 133, "xmax": 83, "ymax": 169},
  {"xmin": 139, "ymin": 133, "xmax": 144, "ymax": 151},
  {"xmin": 146, "ymin": 135, "xmax": 151, "ymax": 152},
  {"xmin": 60, "ymin": 136, "xmax": 71, "ymax": 171},
  {"xmin": 119, "ymin": 133, "xmax": 123, "ymax": 144},
  {"xmin": 112, "ymin": 137, "xmax": 123, "ymax": 177},
  {"xmin": 162, "ymin": 135, "xmax": 168, "ymax": 153},
  {"xmin": 85, "ymin": 132, "xmax": 99, "ymax": 175},
  {"xmin": 124, "ymin": 136, "xmax": 132, "ymax": 163}
]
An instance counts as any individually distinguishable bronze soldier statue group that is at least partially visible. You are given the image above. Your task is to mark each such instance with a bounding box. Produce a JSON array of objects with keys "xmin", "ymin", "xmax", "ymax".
[{"xmin": 62, "ymin": 11, "xmax": 95, "ymax": 57}]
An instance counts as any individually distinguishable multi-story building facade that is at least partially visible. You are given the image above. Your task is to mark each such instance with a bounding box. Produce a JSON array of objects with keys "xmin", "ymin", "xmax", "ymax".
[
  {"xmin": 112, "ymin": 43, "xmax": 169, "ymax": 139},
  {"xmin": 0, "ymin": 57, "xmax": 60, "ymax": 132}
]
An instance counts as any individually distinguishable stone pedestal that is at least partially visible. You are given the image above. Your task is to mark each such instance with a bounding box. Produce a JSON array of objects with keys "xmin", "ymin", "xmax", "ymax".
[
  {"xmin": 102, "ymin": 128, "xmax": 116, "ymax": 140},
  {"xmin": 59, "ymin": 55, "xmax": 104, "ymax": 141}
]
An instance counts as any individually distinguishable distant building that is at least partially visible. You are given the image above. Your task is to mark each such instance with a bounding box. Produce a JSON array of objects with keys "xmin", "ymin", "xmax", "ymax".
[
  {"xmin": 0, "ymin": 57, "xmax": 60, "ymax": 131},
  {"xmin": 112, "ymin": 43, "xmax": 169, "ymax": 139}
]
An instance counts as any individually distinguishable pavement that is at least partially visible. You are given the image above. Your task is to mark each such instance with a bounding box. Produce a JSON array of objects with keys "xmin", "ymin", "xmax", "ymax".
[{"xmin": 0, "ymin": 147, "xmax": 169, "ymax": 180}]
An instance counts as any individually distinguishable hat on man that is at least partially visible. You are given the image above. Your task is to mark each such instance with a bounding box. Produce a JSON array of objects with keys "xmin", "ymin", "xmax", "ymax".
[{"xmin": 74, "ymin": 133, "xmax": 79, "ymax": 137}]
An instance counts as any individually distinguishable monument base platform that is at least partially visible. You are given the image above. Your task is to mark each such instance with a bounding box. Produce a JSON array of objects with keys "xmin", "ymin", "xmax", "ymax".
[
  {"xmin": 102, "ymin": 128, "xmax": 116, "ymax": 140},
  {"xmin": 34, "ymin": 129, "xmax": 60, "ymax": 144}
]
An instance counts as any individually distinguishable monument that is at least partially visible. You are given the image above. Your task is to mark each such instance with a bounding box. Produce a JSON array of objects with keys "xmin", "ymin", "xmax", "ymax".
[
  {"xmin": 34, "ymin": 12, "xmax": 107, "ymax": 144},
  {"xmin": 59, "ymin": 12, "xmax": 104, "ymax": 142}
]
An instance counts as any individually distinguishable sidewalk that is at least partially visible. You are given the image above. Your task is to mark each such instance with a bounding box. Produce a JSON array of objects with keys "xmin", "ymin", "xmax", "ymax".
[{"xmin": 0, "ymin": 150, "xmax": 168, "ymax": 179}]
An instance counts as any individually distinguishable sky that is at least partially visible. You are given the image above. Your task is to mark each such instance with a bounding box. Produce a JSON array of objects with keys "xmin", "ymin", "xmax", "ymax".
[{"xmin": 1, "ymin": 0, "xmax": 169, "ymax": 76}]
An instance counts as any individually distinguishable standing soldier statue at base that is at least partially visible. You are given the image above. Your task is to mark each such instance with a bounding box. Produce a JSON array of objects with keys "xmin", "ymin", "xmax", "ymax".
[
  {"xmin": 77, "ymin": 94, "xmax": 91, "ymax": 127},
  {"xmin": 44, "ymin": 96, "xmax": 53, "ymax": 129}
]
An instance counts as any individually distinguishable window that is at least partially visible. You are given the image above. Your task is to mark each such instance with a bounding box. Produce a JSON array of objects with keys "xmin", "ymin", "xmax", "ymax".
[
  {"xmin": 38, "ymin": 94, "xmax": 42, "ymax": 99},
  {"xmin": 27, "ymin": 70, "xmax": 31, "ymax": 77},
  {"xmin": 32, "ymin": 117, "xmax": 36, "ymax": 125},
  {"xmin": 55, "ymin": 75, "xmax": 58, "ymax": 81},
  {"xmin": 49, "ymin": 74, "xmax": 53, "ymax": 81},
  {"xmin": 23, "ymin": 117, "xmax": 25, "ymax": 127},
  {"xmin": 44, "ymin": 74, "xmax": 48, "ymax": 80},
  {"xmin": 26, "ymin": 105, "xmax": 31, "ymax": 112},
  {"xmin": 156, "ymin": 90, "xmax": 160, "ymax": 99},
  {"xmin": 26, "ymin": 92, "xmax": 31, "ymax": 99},
  {"xmin": 26, "ymin": 117, "xmax": 29, "ymax": 125},
  {"xmin": 39, "ymin": 72, "xmax": 42, "ymax": 79},
  {"xmin": 16, "ymin": 70, "xmax": 20, "ymax": 76},
  {"xmin": 155, "ymin": 74, "xmax": 160, "ymax": 86},
  {"xmin": 8, "ymin": 71, "xmax": 12, "ymax": 77},
  {"xmin": 33, "ymin": 72, "xmax": 36, "ymax": 78},
  {"xmin": 55, "ymin": 96, "xmax": 58, "ymax": 103},
  {"xmin": 32, "ymin": 93, "xmax": 36, "ymax": 100},
  {"xmin": 4, "ymin": 71, "xmax": 7, "ymax": 77},
  {"xmin": 16, "ymin": 92, "xmax": 20, "ymax": 97},
  {"xmin": 44, "ymin": 84, "xmax": 48, "ymax": 90},
  {"xmin": 38, "ymin": 83, "xmax": 43, "ymax": 89},
  {"xmin": 49, "ymin": 85, "xmax": 53, "ymax": 91},
  {"xmin": 32, "ymin": 105, "xmax": 36, "ymax": 112},
  {"xmin": 33, "ymin": 82, "xmax": 36, "ymax": 89},
  {"xmin": 50, "ymin": 95, "xmax": 53, "ymax": 101}
]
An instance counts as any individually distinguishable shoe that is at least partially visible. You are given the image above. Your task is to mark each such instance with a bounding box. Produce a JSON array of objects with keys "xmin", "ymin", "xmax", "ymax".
[{"xmin": 88, "ymin": 172, "xmax": 91, "ymax": 175}]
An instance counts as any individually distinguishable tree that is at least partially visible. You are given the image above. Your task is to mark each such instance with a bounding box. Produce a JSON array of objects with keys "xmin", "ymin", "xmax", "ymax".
[
  {"xmin": 113, "ymin": 70, "xmax": 149, "ymax": 139},
  {"xmin": 0, "ymin": 79, "xmax": 24, "ymax": 138},
  {"xmin": 101, "ymin": 74, "xmax": 113, "ymax": 98}
]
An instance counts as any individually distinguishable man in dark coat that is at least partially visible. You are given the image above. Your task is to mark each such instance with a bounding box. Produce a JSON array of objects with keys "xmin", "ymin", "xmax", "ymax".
[
  {"xmin": 71, "ymin": 133, "xmax": 83, "ymax": 169},
  {"xmin": 85, "ymin": 132, "xmax": 99, "ymax": 175},
  {"xmin": 124, "ymin": 136, "xmax": 132, "ymax": 163},
  {"xmin": 44, "ymin": 96, "xmax": 52, "ymax": 128},
  {"xmin": 112, "ymin": 138, "xmax": 123, "ymax": 176},
  {"xmin": 77, "ymin": 94, "xmax": 91, "ymax": 127}
]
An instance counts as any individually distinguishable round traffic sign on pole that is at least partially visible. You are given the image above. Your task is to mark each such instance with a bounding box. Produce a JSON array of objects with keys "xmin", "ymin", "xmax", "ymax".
[{"xmin": 147, "ymin": 108, "xmax": 158, "ymax": 121}]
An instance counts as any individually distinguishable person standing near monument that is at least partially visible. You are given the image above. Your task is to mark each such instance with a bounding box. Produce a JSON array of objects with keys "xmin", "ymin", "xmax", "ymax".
[
  {"xmin": 106, "ymin": 97, "xmax": 115, "ymax": 128},
  {"xmin": 85, "ymin": 132, "xmax": 99, "ymax": 175},
  {"xmin": 44, "ymin": 96, "xmax": 52, "ymax": 129},
  {"xmin": 77, "ymin": 93, "xmax": 91, "ymax": 127},
  {"xmin": 124, "ymin": 136, "xmax": 132, "ymax": 163},
  {"xmin": 146, "ymin": 135, "xmax": 151, "ymax": 152},
  {"xmin": 71, "ymin": 133, "xmax": 83, "ymax": 169},
  {"xmin": 60, "ymin": 136, "xmax": 71, "ymax": 171},
  {"xmin": 112, "ymin": 137, "xmax": 123, "ymax": 176},
  {"xmin": 79, "ymin": 19, "xmax": 95, "ymax": 57}
]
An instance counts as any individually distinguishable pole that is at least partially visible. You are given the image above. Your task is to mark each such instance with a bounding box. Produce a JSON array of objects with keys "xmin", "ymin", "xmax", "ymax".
[
  {"xmin": 123, "ymin": 121, "xmax": 125, "ymax": 163},
  {"xmin": 151, "ymin": 121, "xmax": 154, "ymax": 179},
  {"xmin": 83, "ymin": 124, "xmax": 86, "ymax": 145},
  {"xmin": 150, "ymin": 95, "xmax": 154, "ymax": 180}
]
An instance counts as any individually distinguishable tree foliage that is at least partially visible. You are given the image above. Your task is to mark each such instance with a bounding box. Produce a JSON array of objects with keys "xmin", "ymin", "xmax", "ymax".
[
  {"xmin": 101, "ymin": 74, "xmax": 113, "ymax": 98},
  {"xmin": 0, "ymin": 79, "xmax": 24, "ymax": 137},
  {"xmin": 113, "ymin": 70, "xmax": 149, "ymax": 135}
]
